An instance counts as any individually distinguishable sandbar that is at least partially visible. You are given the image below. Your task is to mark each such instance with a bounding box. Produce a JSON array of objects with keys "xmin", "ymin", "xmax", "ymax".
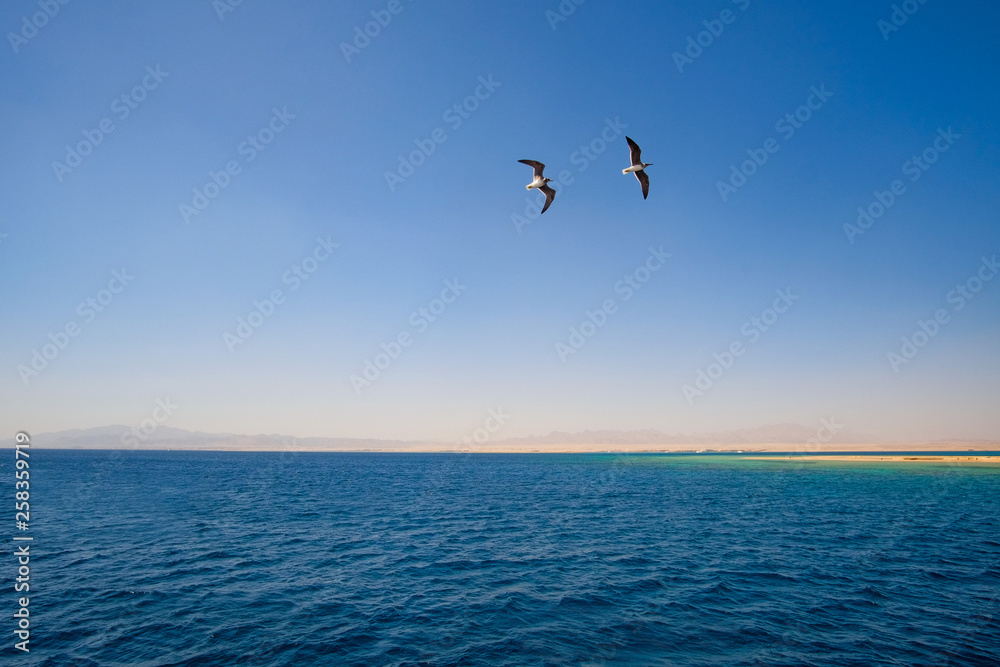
[{"xmin": 749, "ymin": 455, "xmax": 1000, "ymax": 463}]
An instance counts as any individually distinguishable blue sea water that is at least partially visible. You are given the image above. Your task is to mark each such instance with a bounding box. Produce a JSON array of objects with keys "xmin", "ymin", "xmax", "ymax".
[{"xmin": 7, "ymin": 450, "xmax": 1000, "ymax": 666}]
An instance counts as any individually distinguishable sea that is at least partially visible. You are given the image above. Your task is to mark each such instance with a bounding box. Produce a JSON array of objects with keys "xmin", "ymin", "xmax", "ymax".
[{"xmin": 8, "ymin": 449, "xmax": 1000, "ymax": 666}]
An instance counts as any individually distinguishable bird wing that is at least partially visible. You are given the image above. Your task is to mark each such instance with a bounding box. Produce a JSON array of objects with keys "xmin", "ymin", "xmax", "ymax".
[
  {"xmin": 625, "ymin": 136, "xmax": 642, "ymax": 165},
  {"xmin": 539, "ymin": 185, "xmax": 556, "ymax": 213},
  {"xmin": 519, "ymin": 159, "xmax": 546, "ymax": 179},
  {"xmin": 634, "ymin": 169, "xmax": 649, "ymax": 199}
]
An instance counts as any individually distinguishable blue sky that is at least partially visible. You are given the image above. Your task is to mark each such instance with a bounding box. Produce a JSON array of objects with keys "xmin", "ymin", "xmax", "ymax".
[{"xmin": 2, "ymin": 0, "xmax": 998, "ymax": 442}]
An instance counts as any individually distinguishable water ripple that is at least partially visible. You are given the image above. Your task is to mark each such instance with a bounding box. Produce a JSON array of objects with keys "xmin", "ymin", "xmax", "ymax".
[{"xmin": 14, "ymin": 451, "xmax": 1000, "ymax": 666}]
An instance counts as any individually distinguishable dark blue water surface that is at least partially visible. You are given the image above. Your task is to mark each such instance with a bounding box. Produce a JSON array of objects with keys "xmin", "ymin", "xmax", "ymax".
[{"xmin": 8, "ymin": 450, "xmax": 1000, "ymax": 666}]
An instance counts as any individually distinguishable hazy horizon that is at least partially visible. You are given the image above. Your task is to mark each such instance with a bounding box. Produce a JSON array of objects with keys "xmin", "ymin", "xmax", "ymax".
[
  {"xmin": 3, "ymin": 1, "xmax": 999, "ymax": 443},
  {"xmin": 8, "ymin": 421, "xmax": 1000, "ymax": 453}
]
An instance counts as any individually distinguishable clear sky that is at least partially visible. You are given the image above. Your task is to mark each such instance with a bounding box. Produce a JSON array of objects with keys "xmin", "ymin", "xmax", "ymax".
[{"xmin": 2, "ymin": 1, "xmax": 998, "ymax": 442}]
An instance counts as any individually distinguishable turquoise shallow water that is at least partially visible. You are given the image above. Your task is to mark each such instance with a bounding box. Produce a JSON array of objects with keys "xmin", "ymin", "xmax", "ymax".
[{"xmin": 9, "ymin": 450, "xmax": 1000, "ymax": 665}]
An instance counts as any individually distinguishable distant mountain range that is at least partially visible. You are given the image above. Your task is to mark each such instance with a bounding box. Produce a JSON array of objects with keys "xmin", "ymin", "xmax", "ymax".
[
  {"xmin": 0, "ymin": 425, "xmax": 430, "ymax": 451},
  {"xmin": 5, "ymin": 422, "xmax": 993, "ymax": 452}
]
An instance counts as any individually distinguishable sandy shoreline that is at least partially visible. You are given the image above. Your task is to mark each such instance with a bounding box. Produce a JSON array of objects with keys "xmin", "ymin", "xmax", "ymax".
[
  {"xmin": 14, "ymin": 442, "xmax": 1000, "ymax": 455},
  {"xmin": 751, "ymin": 455, "xmax": 1000, "ymax": 463},
  {"xmin": 358, "ymin": 442, "xmax": 1000, "ymax": 455},
  {"xmin": 182, "ymin": 446, "xmax": 1000, "ymax": 456}
]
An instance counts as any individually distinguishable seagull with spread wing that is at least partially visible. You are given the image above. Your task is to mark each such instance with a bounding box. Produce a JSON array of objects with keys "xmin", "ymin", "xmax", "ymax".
[
  {"xmin": 518, "ymin": 159, "xmax": 556, "ymax": 214},
  {"xmin": 622, "ymin": 136, "xmax": 652, "ymax": 199}
]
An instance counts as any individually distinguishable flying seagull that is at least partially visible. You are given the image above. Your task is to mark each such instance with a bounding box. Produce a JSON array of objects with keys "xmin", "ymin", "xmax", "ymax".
[
  {"xmin": 518, "ymin": 159, "xmax": 556, "ymax": 214},
  {"xmin": 622, "ymin": 136, "xmax": 652, "ymax": 199}
]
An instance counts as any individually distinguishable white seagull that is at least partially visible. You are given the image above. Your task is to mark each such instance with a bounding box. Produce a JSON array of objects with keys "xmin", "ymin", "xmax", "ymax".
[
  {"xmin": 518, "ymin": 159, "xmax": 556, "ymax": 214},
  {"xmin": 622, "ymin": 136, "xmax": 652, "ymax": 199}
]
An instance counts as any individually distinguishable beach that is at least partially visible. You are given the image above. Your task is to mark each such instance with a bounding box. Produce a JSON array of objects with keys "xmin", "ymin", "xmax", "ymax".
[{"xmin": 751, "ymin": 454, "xmax": 1000, "ymax": 463}]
